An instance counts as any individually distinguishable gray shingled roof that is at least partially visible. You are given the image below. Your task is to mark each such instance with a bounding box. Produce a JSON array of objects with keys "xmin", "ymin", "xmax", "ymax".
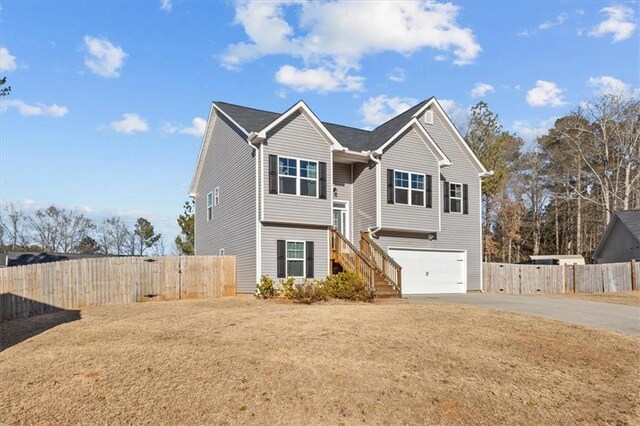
[
  {"xmin": 615, "ymin": 210, "xmax": 640, "ymax": 241},
  {"xmin": 214, "ymin": 99, "xmax": 432, "ymax": 152}
]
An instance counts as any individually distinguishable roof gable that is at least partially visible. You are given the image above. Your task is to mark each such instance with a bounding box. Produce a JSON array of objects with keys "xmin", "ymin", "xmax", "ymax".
[{"xmin": 593, "ymin": 210, "xmax": 640, "ymax": 258}]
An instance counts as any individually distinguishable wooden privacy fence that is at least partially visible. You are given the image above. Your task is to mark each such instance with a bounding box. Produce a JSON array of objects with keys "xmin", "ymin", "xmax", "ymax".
[
  {"xmin": 483, "ymin": 260, "xmax": 638, "ymax": 294},
  {"xmin": 0, "ymin": 255, "xmax": 236, "ymax": 322}
]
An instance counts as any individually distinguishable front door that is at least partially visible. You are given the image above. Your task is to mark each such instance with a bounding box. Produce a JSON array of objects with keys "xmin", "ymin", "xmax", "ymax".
[{"xmin": 333, "ymin": 201, "xmax": 348, "ymax": 238}]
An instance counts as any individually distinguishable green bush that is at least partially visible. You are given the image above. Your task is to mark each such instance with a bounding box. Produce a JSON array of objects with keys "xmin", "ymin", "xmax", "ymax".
[
  {"xmin": 255, "ymin": 275, "xmax": 280, "ymax": 299},
  {"xmin": 324, "ymin": 271, "xmax": 375, "ymax": 302},
  {"xmin": 289, "ymin": 279, "xmax": 328, "ymax": 304},
  {"xmin": 280, "ymin": 276, "xmax": 295, "ymax": 299}
]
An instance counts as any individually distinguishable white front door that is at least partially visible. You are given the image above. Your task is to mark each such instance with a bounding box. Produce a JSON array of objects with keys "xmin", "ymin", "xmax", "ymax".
[
  {"xmin": 332, "ymin": 201, "xmax": 348, "ymax": 238},
  {"xmin": 388, "ymin": 248, "xmax": 467, "ymax": 294}
]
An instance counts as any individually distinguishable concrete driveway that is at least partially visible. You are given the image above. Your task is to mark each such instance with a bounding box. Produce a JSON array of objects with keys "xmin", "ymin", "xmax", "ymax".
[{"xmin": 407, "ymin": 293, "xmax": 640, "ymax": 336}]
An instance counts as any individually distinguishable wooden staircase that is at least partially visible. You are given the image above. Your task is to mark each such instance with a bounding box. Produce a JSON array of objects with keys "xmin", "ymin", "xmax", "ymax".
[{"xmin": 329, "ymin": 228, "xmax": 402, "ymax": 298}]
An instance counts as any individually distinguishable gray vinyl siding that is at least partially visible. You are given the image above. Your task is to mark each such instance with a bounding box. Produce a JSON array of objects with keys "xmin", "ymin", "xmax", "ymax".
[
  {"xmin": 352, "ymin": 162, "xmax": 377, "ymax": 235},
  {"xmin": 596, "ymin": 223, "xmax": 640, "ymax": 263},
  {"xmin": 395, "ymin": 107, "xmax": 481, "ymax": 291},
  {"xmin": 380, "ymin": 127, "xmax": 440, "ymax": 232},
  {"xmin": 333, "ymin": 162, "xmax": 353, "ymax": 241},
  {"xmin": 260, "ymin": 224, "xmax": 330, "ymax": 281},
  {"xmin": 194, "ymin": 110, "xmax": 256, "ymax": 293},
  {"xmin": 262, "ymin": 111, "xmax": 332, "ymax": 226}
]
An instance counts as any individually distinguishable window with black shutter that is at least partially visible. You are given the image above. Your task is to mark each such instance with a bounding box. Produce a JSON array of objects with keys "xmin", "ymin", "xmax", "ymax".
[
  {"xmin": 387, "ymin": 169, "xmax": 395, "ymax": 204},
  {"xmin": 463, "ymin": 184, "xmax": 469, "ymax": 215},
  {"xmin": 443, "ymin": 180, "xmax": 450, "ymax": 213},
  {"xmin": 425, "ymin": 175, "xmax": 432, "ymax": 208},
  {"xmin": 277, "ymin": 240, "xmax": 286, "ymax": 278},
  {"xmin": 305, "ymin": 241, "xmax": 314, "ymax": 278},
  {"xmin": 269, "ymin": 155, "xmax": 278, "ymax": 194},
  {"xmin": 318, "ymin": 162, "xmax": 327, "ymax": 199}
]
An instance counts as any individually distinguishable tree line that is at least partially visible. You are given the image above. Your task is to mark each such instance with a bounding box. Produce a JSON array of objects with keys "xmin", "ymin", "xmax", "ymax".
[
  {"xmin": 467, "ymin": 92, "xmax": 639, "ymax": 263},
  {"xmin": 0, "ymin": 204, "xmax": 163, "ymax": 256}
]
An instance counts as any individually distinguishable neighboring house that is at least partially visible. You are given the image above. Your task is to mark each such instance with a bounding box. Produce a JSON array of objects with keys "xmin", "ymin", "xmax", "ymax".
[
  {"xmin": 593, "ymin": 211, "xmax": 640, "ymax": 263},
  {"xmin": 189, "ymin": 98, "xmax": 492, "ymax": 295}
]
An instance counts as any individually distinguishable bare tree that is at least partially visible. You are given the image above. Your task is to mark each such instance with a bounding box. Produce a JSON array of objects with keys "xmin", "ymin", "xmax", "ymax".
[
  {"xmin": 96, "ymin": 216, "xmax": 130, "ymax": 255},
  {"xmin": 3, "ymin": 203, "xmax": 29, "ymax": 250},
  {"xmin": 57, "ymin": 209, "xmax": 95, "ymax": 253}
]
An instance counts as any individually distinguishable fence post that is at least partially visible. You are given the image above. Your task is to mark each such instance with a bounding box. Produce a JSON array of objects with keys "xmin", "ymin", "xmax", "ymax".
[
  {"xmin": 632, "ymin": 259, "xmax": 637, "ymax": 291},
  {"xmin": 572, "ymin": 263, "xmax": 577, "ymax": 293}
]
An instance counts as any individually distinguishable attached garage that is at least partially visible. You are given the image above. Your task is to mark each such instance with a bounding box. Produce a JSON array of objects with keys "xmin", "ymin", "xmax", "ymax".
[{"xmin": 388, "ymin": 248, "xmax": 467, "ymax": 294}]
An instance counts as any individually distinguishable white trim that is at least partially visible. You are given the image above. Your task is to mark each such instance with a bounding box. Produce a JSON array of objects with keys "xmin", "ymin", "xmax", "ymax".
[
  {"xmin": 412, "ymin": 98, "xmax": 489, "ymax": 176},
  {"xmin": 378, "ymin": 226, "xmax": 440, "ymax": 234},
  {"xmin": 189, "ymin": 104, "xmax": 217, "ymax": 196},
  {"xmin": 219, "ymin": 248, "xmax": 225, "ymax": 256},
  {"xmin": 449, "ymin": 182, "xmax": 463, "ymax": 214},
  {"xmin": 388, "ymin": 246, "xmax": 466, "ymax": 253},
  {"xmin": 285, "ymin": 240, "xmax": 306, "ymax": 278},
  {"xmin": 368, "ymin": 153, "xmax": 382, "ymax": 236},
  {"xmin": 255, "ymin": 101, "xmax": 345, "ymax": 150},
  {"xmin": 350, "ymin": 163, "xmax": 354, "ymax": 241},
  {"xmin": 255, "ymin": 144, "xmax": 261, "ymax": 284},
  {"xmin": 374, "ymin": 118, "xmax": 451, "ymax": 167},
  {"xmin": 277, "ymin": 155, "xmax": 319, "ymax": 198},
  {"xmin": 393, "ymin": 169, "xmax": 426, "ymax": 207},
  {"xmin": 213, "ymin": 103, "xmax": 250, "ymax": 136},
  {"xmin": 479, "ymin": 176, "xmax": 483, "ymax": 292}
]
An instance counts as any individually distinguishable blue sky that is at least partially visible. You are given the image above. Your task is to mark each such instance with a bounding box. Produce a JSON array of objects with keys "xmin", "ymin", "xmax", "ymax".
[{"xmin": 1, "ymin": 0, "xmax": 638, "ymax": 247}]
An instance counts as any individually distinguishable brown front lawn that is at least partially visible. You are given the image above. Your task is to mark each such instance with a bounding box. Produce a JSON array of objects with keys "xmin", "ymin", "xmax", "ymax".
[{"xmin": 1, "ymin": 297, "xmax": 638, "ymax": 425}]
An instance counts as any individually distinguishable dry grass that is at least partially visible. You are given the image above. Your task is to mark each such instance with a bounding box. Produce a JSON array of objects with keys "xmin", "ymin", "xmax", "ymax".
[
  {"xmin": 539, "ymin": 291, "xmax": 640, "ymax": 306},
  {"xmin": 1, "ymin": 297, "xmax": 639, "ymax": 425}
]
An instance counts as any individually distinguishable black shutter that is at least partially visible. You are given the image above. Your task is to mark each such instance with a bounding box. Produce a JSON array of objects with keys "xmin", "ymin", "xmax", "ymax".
[
  {"xmin": 463, "ymin": 184, "xmax": 469, "ymax": 215},
  {"xmin": 305, "ymin": 241, "xmax": 314, "ymax": 278},
  {"xmin": 269, "ymin": 155, "xmax": 278, "ymax": 194},
  {"xmin": 277, "ymin": 240, "xmax": 286, "ymax": 278},
  {"xmin": 319, "ymin": 162, "xmax": 327, "ymax": 199},
  {"xmin": 425, "ymin": 175, "xmax": 432, "ymax": 208},
  {"xmin": 387, "ymin": 169, "xmax": 395, "ymax": 204},
  {"xmin": 443, "ymin": 181, "xmax": 450, "ymax": 213}
]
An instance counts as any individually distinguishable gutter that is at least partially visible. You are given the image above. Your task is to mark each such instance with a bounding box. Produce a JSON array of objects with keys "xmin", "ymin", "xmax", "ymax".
[{"xmin": 247, "ymin": 132, "xmax": 261, "ymax": 283}]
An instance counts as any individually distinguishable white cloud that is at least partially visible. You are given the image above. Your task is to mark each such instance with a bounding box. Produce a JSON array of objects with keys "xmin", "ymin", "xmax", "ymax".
[
  {"xmin": 1, "ymin": 99, "xmax": 68, "ymax": 117},
  {"xmin": 588, "ymin": 76, "xmax": 639, "ymax": 98},
  {"xmin": 160, "ymin": 0, "xmax": 172, "ymax": 12},
  {"xmin": 589, "ymin": 5, "xmax": 636, "ymax": 42},
  {"xmin": 359, "ymin": 95, "xmax": 418, "ymax": 127},
  {"xmin": 162, "ymin": 117, "xmax": 207, "ymax": 137},
  {"xmin": 512, "ymin": 117, "xmax": 557, "ymax": 144},
  {"xmin": 83, "ymin": 35, "xmax": 127, "ymax": 78},
  {"xmin": 526, "ymin": 80, "xmax": 566, "ymax": 107},
  {"xmin": 433, "ymin": 54, "xmax": 447, "ymax": 61},
  {"xmin": 274, "ymin": 64, "xmax": 364, "ymax": 93},
  {"xmin": 0, "ymin": 46, "xmax": 16, "ymax": 72},
  {"xmin": 539, "ymin": 13, "xmax": 567, "ymax": 30},
  {"xmin": 387, "ymin": 67, "xmax": 406, "ymax": 83},
  {"xmin": 180, "ymin": 117, "xmax": 206, "ymax": 137},
  {"xmin": 470, "ymin": 82, "xmax": 495, "ymax": 98},
  {"xmin": 222, "ymin": 1, "xmax": 481, "ymax": 92},
  {"xmin": 109, "ymin": 113, "xmax": 149, "ymax": 134}
]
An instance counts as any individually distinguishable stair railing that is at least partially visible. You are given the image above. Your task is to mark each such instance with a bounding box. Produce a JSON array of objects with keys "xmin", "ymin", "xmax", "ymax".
[{"xmin": 360, "ymin": 231, "xmax": 402, "ymax": 293}]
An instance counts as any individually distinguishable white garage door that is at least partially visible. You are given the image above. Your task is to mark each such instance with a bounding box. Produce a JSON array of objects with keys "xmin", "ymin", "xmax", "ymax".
[{"xmin": 388, "ymin": 248, "xmax": 467, "ymax": 294}]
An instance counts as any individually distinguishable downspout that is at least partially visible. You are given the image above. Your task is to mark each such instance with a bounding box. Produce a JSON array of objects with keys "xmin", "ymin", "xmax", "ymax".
[
  {"xmin": 248, "ymin": 132, "xmax": 261, "ymax": 283},
  {"xmin": 367, "ymin": 152, "xmax": 382, "ymax": 238}
]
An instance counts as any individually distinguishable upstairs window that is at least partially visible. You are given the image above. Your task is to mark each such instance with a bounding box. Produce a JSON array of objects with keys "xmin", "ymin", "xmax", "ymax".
[
  {"xmin": 278, "ymin": 156, "xmax": 318, "ymax": 197},
  {"xmin": 394, "ymin": 171, "xmax": 424, "ymax": 206},
  {"xmin": 450, "ymin": 183, "xmax": 462, "ymax": 213},
  {"xmin": 214, "ymin": 186, "xmax": 220, "ymax": 206},
  {"xmin": 206, "ymin": 192, "xmax": 213, "ymax": 221}
]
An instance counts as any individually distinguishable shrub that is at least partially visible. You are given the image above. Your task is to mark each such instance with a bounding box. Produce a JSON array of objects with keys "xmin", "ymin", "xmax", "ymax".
[
  {"xmin": 280, "ymin": 276, "xmax": 295, "ymax": 299},
  {"xmin": 324, "ymin": 271, "xmax": 375, "ymax": 302},
  {"xmin": 255, "ymin": 275, "xmax": 280, "ymax": 299},
  {"xmin": 289, "ymin": 279, "xmax": 328, "ymax": 304}
]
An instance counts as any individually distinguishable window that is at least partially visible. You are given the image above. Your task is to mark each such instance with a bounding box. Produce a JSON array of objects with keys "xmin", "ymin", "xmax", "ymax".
[
  {"xmin": 206, "ymin": 192, "xmax": 213, "ymax": 221},
  {"xmin": 395, "ymin": 171, "xmax": 424, "ymax": 206},
  {"xmin": 278, "ymin": 156, "xmax": 318, "ymax": 197},
  {"xmin": 286, "ymin": 241, "xmax": 305, "ymax": 277},
  {"xmin": 450, "ymin": 183, "xmax": 462, "ymax": 213},
  {"xmin": 279, "ymin": 157, "xmax": 297, "ymax": 195},
  {"xmin": 214, "ymin": 187, "xmax": 220, "ymax": 206},
  {"xmin": 219, "ymin": 249, "xmax": 224, "ymax": 256}
]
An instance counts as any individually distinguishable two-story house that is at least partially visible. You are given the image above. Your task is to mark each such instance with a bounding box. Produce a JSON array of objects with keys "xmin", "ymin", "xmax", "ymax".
[{"xmin": 189, "ymin": 98, "xmax": 492, "ymax": 296}]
